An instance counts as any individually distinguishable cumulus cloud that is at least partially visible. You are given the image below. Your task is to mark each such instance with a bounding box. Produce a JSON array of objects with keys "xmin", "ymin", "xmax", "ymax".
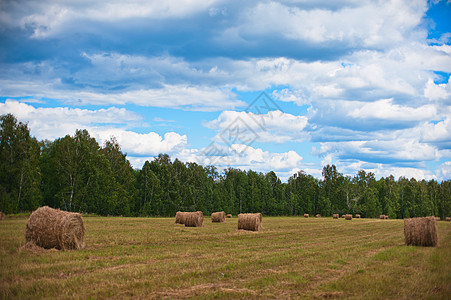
[{"xmin": 205, "ymin": 110, "xmax": 309, "ymax": 144}]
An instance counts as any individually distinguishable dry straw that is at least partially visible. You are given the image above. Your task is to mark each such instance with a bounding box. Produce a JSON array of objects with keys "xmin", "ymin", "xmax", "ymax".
[
  {"xmin": 211, "ymin": 211, "xmax": 226, "ymax": 222},
  {"xmin": 304, "ymin": 214, "xmax": 309, "ymax": 218},
  {"xmin": 175, "ymin": 211, "xmax": 188, "ymax": 224},
  {"xmin": 315, "ymin": 214, "xmax": 321, "ymax": 218},
  {"xmin": 184, "ymin": 211, "xmax": 204, "ymax": 227},
  {"xmin": 25, "ymin": 206, "xmax": 85, "ymax": 250},
  {"xmin": 226, "ymin": 214, "xmax": 232, "ymax": 218},
  {"xmin": 0, "ymin": 211, "xmax": 5, "ymax": 220},
  {"xmin": 404, "ymin": 217, "xmax": 438, "ymax": 247},
  {"xmin": 238, "ymin": 213, "xmax": 262, "ymax": 231},
  {"xmin": 355, "ymin": 214, "xmax": 361, "ymax": 218},
  {"xmin": 345, "ymin": 214, "xmax": 352, "ymax": 220},
  {"xmin": 333, "ymin": 214, "xmax": 339, "ymax": 219}
]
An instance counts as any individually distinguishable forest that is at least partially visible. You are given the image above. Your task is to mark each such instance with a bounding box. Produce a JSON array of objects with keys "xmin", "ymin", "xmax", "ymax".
[{"xmin": 1, "ymin": 113, "xmax": 450, "ymax": 218}]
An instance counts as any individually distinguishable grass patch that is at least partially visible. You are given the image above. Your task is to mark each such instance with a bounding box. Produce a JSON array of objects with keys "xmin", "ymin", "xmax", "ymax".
[{"xmin": 0, "ymin": 216, "xmax": 450, "ymax": 299}]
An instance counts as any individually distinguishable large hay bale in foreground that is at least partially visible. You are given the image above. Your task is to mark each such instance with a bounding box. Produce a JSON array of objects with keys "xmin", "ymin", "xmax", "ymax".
[
  {"xmin": 345, "ymin": 214, "xmax": 352, "ymax": 220},
  {"xmin": 238, "ymin": 213, "xmax": 262, "ymax": 231},
  {"xmin": 404, "ymin": 217, "xmax": 437, "ymax": 247},
  {"xmin": 333, "ymin": 214, "xmax": 339, "ymax": 219},
  {"xmin": 355, "ymin": 214, "xmax": 361, "ymax": 218},
  {"xmin": 304, "ymin": 214, "xmax": 309, "ymax": 218},
  {"xmin": 175, "ymin": 211, "xmax": 188, "ymax": 224},
  {"xmin": 184, "ymin": 211, "xmax": 204, "ymax": 227},
  {"xmin": 315, "ymin": 214, "xmax": 321, "ymax": 218},
  {"xmin": 226, "ymin": 214, "xmax": 232, "ymax": 218},
  {"xmin": 25, "ymin": 206, "xmax": 85, "ymax": 250},
  {"xmin": 0, "ymin": 211, "xmax": 5, "ymax": 220},
  {"xmin": 211, "ymin": 211, "xmax": 226, "ymax": 222}
]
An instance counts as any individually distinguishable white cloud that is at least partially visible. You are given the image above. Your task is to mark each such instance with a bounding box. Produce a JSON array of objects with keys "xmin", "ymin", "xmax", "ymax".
[{"xmin": 206, "ymin": 110, "xmax": 309, "ymax": 143}]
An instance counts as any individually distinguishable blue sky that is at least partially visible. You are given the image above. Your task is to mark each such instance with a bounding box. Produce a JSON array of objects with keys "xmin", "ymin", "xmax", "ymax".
[{"xmin": 0, "ymin": 0, "xmax": 450, "ymax": 181}]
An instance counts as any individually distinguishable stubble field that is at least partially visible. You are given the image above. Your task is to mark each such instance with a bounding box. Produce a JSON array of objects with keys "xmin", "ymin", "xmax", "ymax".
[{"xmin": 0, "ymin": 215, "xmax": 450, "ymax": 299}]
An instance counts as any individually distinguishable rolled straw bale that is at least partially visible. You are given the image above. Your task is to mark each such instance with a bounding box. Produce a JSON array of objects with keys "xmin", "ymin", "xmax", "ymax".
[
  {"xmin": 226, "ymin": 214, "xmax": 232, "ymax": 218},
  {"xmin": 315, "ymin": 214, "xmax": 321, "ymax": 218},
  {"xmin": 175, "ymin": 211, "xmax": 188, "ymax": 224},
  {"xmin": 384, "ymin": 215, "xmax": 389, "ymax": 219},
  {"xmin": 0, "ymin": 211, "xmax": 5, "ymax": 220},
  {"xmin": 25, "ymin": 206, "xmax": 85, "ymax": 250},
  {"xmin": 333, "ymin": 214, "xmax": 339, "ymax": 219},
  {"xmin": 341, "ymin": 214, "xmax": 346, "ymax": 218},
  {"xmin": 345, "ymin": 214, "xmax": 352, "ymax": 220},
  {"xmin": 380, "ymin": 215, "xmax": 386, "ymax": 219},
  {"xmin": 404, "ymin": 217, "xmax": 438, "ymax": 247},
  {"xmin": 184, "ymin": 211, "xmax": 204, "ymax": 227},
  {"xmin": 238, "ymin": 213, "xmax": 262, "ymax": 231},
  {"xmin": 435, "ymin": 217, "xmax": 440, "ymax": 221},
  {"xmin": 304, "ymin": 214, "xmax": 309, "ymax": 218},
  {"xmin": 446, "ymin": 217, "xmax": 451, "ymax": 222},
  {"xmin": 211, "ymin": 211, "xmax": 226, "ymax": 222},
  {"xmin": 355, "ymin": 214, "xmax": 361, "ymax": 218}
]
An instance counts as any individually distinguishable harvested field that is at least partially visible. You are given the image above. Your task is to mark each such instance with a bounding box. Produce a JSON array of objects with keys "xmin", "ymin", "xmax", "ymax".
[{"xmin": 0, "ymin": 216, "xmax": 450, "ymax": 299}]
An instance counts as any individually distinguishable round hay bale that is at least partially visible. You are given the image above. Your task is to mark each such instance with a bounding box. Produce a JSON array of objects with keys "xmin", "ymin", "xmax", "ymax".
[
  {"xmin": 355, "ymin": 214, "xmax": 361, "ymax": 218},
  {"xmin": 333, "ymin": 214, "xmax": 339, "ymax": 219},
  {"xmin": 304, "ymin": 214, "xmax": 309, "ymax": 218},
  {"xmin": 25, "ymin": 206, "xmax": 85, "ymax": 250},
  {"xmin": 446, "ymin": 217, "xmax": 451, "ymax": 222},
  {"xmin": 175, "ymin": 211, "xmax": 188, "ymax": 224},
  {"xmin": 238, "ymin": 213, "xmax": 262, "ymax": 231},
  {"xmin": 0, "ymin": 211, "xmax": 5, "ymax": 220},
  {"xmin": 315, "ymin": 214, "xmax": 321, "ymax": 218},
  {"xmin": 380, "ymin": 215, "xmax": 386, "ymax": 219},
  {"xmin": 435, "ymin": 217, "xmax": 440, "ymax": 221},
  {"xmin": 384, "ymin": 215, "xmax": 389, "ymax": 219},
  {"xmin": 404, "ymin": 217, "xmax": 438, "ymax": 247},
  {"xmin": 211, "ymin": 211, "xmax": 226, "ymax": 222},
  {"xmin": 345, "ymin": 214, "xmax": 352, "ymax": 220},
  {"xmin": 341, "ymin": 214, "xmax": 346, "ymax": 218},
  {"xmin": 184, "ymin": 211, "xmax": 204, "ymax": 227},
  {"xmin": 226, "ymin": 214, "xmax": 232, "ymax": 218}
]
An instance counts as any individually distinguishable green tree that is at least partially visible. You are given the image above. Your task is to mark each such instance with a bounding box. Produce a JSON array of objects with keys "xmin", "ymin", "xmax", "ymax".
[{"xmin": 0, "ymin": 114, "xmax": 41, "ymax": 213}]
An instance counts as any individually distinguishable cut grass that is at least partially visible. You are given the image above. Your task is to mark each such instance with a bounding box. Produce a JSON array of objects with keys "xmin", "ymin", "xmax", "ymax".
[{"xmin": 0, "ymin": 216, "xmax": 450, "ymax": 299}]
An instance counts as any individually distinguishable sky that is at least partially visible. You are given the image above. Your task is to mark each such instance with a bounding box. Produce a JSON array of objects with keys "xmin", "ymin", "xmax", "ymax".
[{"xmin": 0, "ymin": 0, "xmax": 450, "ymax": 181}]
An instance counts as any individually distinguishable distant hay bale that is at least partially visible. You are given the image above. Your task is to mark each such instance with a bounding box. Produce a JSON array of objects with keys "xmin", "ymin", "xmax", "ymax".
[
  {"xmin": 184, "ymin": 211, "xmax": 204, "ymax": 227},
  {"xmin": 384, "ymin": 215, "xmax": 389, "ymax": 219},
  {"xmin": 380, "ymin": 215, "xmax": 386, "ymax": 219},
  {"xmin": 404, "ymin": 217, "xmax": 438, "ymax": 247},
  {"xmin": 435, "ymin": 217, "xmax": 440, "ymax": 221},
  {"xmin": 25, "ymin": 206, "xmax": 85, "ymax": 250},
  {"xmin": 446, "ymin": 217, "xmax": 451, "ymax": 222},
  {"xmin": 175, "ymin": 211, "xmax": 188, "ymax": 224},
  {"xmin": 0, "ymin": 211, "xmax": 5, "ymax": 220},
  {"xmin": 333, "ymin": 214, "xmax": 339, "ymax": 219},
  {"xmin": 238, "ymin": 213, "xmax": 262, "ymax": 231},
  {"xmin": 345, "ymin": 214, "xmax": 352, "ymax": 220},
  {"xmin": 355, "ymin": 214, "xmax": 361, "ymax": 218},
  {"xmin": 315, "ymin": 214, "xmax": 321, "ymax": 218},
  {"xmin": 304, "ymin": 214, "xmax": 309, "ymax": 218},
  {"xmin": 211, "ymin": 211, "xmax": 226, "ymax": 222},
  {"xmin": 226, "ymin": 214, "xmax": 232, "ymax": 218},
  {"xmin": 341, "ymin": 215, "xmax": 346, "ymax": 218}
]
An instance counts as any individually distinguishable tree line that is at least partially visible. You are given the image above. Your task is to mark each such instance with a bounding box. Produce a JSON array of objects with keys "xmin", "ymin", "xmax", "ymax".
[{"xmin": 1, "ymin": 113, "xmax": 450, "ymax": 218}]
